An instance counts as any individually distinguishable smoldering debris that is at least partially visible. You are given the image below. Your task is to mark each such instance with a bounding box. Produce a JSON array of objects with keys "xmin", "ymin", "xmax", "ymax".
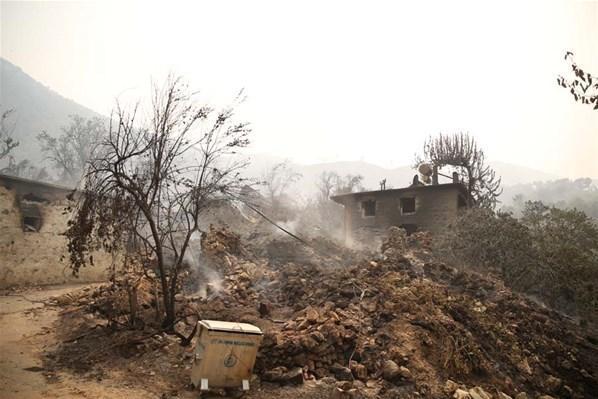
[
  {"xmin": 184, "ymin": 230, "xmax": 224, "ymax": 300},
  {"xmin": 48, "ymin": 226, "xmax": 598, "ymax": 399}
]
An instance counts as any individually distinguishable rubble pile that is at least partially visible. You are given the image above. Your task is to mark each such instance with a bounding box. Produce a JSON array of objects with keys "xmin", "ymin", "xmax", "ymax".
[
  {"xmin": 52, "ymin": 277, "xmax": 156, "ymax": 317},
  {"xmin": 192, "ymin": 226, "xmax": 598, "ymax": 398},
  {"xmin": 200, "ymin": 224, "xmax": 244, "ymax": 259},
  {"xmin": 49, "ymin": 226, "xmax": 598, "ymax": 398}
]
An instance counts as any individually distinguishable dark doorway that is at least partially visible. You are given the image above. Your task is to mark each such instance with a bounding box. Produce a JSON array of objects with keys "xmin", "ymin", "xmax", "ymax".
[{"xmin": 399, "ymin": 224, "xmax": 418, "ymax": 235}]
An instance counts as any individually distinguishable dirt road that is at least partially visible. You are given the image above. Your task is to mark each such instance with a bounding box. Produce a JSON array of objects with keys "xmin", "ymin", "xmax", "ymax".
[
  {"xmin": 0, "ymin": 285, "xmax": 156, "ymax": 399},
  {"xmin": 0, "ymin": 285, "xmax": 330, "ymax": 399}
]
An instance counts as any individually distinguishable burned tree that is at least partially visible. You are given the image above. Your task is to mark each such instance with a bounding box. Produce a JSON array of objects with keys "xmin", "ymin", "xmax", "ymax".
[
  {"xmin": 557, "ymin": 52, "xmax": 598, "ymax": 110},
  {"xmin": 310, "ymin": 171, "xmax": 364, "ymax": 238},
  {"xmin": 316, "ymin": 171, "xmax": 364, "ymax": 202},
  {"xmin": 316, "ymin": 171, "xmax": 338, "ymax": 203},
  {"xmin": 65, "ymin": 76, "xmax": 251, "ymax": 330},
  {"xmin": 261, "ymin": 160, "xmax": 302, "ymax": 217},
  {"xmin": 334, "ymin": 173, "xmax": 364, "ymax": 195},
  {"xmin": 37, "ymin": 115, "xmax": 106, "ymax": 183},
  {"xmin": 0, "ymin": 109, "xmax": 18, "ymax": 160},
  {"xmin": 417, "ymin": 132, "xmax": 501, "ymax": 208}
]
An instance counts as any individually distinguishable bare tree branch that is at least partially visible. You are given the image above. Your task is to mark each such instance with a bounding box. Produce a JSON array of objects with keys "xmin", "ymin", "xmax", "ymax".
[
  {"xmin": 0, "ymin": 108, "xmax": 19, "ymax": 160},
  {"xmin": 65, "ymin": 75, "xmax": 252, "ymax": 329},
  {"xmin": 557, "ymin": 52, "xmax": 598, "ymax": 110},
  {"xmin": 417, "ymin": 132, "xmax": 502, "ymax": 209}
]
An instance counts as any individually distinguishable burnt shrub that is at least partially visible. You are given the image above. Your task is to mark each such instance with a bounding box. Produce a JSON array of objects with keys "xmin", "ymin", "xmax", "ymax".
[
  {"xmin": 438, "ymin": 202, "xmax": 598, "ymax": 320},
  {"xmin": 522, "ymin": 201, "xmax": 598, "ymax": 317}
]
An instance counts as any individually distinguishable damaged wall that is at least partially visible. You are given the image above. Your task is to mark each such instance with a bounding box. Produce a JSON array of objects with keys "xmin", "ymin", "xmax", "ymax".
[
  {"xmin": 0, "ymin": 184, "xmax": 111, "ymax": 288},
  {"xmin": 335, "ymin": 184, "xmax": 466, "ymax": 246}
]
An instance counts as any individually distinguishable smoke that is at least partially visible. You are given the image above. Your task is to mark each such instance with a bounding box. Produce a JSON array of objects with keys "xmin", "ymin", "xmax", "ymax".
[
  {"xmin": 185, "ymin": 230, "xmax": 224, "ymax": 299},
  {"xmin": 196, "ymin": 266, "xmax": 223, "ymax": 299},
  {"xmin": 271, "ymin": 217, "xmax": 300, "ymax": 237}
]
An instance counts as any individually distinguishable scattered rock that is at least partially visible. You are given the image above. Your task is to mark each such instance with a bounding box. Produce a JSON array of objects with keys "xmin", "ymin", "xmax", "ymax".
[
  {"xmin": 453, "ymin": 388, "xmax": 471, "ymax": 399},
  {"xmin": 444, "ymin": 379, "xmax": 459, "ymax": 394},
  {"xmin": 319, "ymin": 376, "xmax": 337, "ymax": 385},
  {"xmin": 517, "ymin": 358, "xmax": 532, "ymax": 375},
  {"xmin": 468, "ymin": 386, "xmax": 492, "ymax": 399},
  {"xmin": 330, "ymin": 363, "xmax": 354, "ymax": 381},
  {"xmin": 382, "ymin": 360, "xmax": 401, "ymax": 381},
  {"xmin": 544, "ymin": 375, "xmax": 562, "ymax": 392},
  {"xmin": 580, "ymin": 369, "xmax": 592, "ymax": 379},
  {"xmin": 330, "ymin": 382, "xmax": 363, "ymax": 399},
  {"xmin": 381, "ymin": 226, "xmax": 408, "ymax": 254},
  {"xmin": 398, "ymin": 366, "xmax": 412, "ymax": 380},
  {"xmin": 335, "ymin": 381, "xmax": 353, "ymax": 390},
  {"xmin": 350, "ymin": 362, "xmax": 368, "ymax": 380},
  {"xmin": 261, "ymin": 366, "xmax": 285, "ymax": 381},
  {"xmin": 262, "ymin": 366, "xmax": 304, "ymax": 385},
  {"xmin": 305, "ymin": 306, "xmax": 320, "ymax": 323},
  {"xmin": 562, "ymin": 385, "xmax": 573, "ymax": 397}
]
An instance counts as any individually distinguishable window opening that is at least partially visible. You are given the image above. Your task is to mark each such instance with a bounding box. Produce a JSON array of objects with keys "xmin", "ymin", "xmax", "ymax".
[
  {"xmin": 361, "ymin": 200, "xmax": 376, "ymax": 217},
  {"xmin": 20, "ymin": 202, "xmax": 43, "ymax": 232},
  {"xmin": 400, "ymin": 197, "xmax": 416, "ymax": 214}
]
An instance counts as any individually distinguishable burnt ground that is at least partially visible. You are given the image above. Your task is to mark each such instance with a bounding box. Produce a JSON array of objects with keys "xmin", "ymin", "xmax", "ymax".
[
  {"xmin": 0, "ymin": 285, "xmax": 158, "ymax": 399},
  {"xmin": 0, "ymin": 285, "xmax": 334, "ymax": 399}
]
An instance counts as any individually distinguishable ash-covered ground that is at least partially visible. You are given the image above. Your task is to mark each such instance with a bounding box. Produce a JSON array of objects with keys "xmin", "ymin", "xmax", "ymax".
[{"xmin": 34, "ymin": 226, "xmax": 598, "ymax": 399}]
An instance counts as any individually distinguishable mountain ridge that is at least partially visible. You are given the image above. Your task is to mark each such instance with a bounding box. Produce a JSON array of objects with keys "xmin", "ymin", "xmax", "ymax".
[
  {"xmin": 2, "ymin": 59, "xmax": 589, "ymax": 194},
  {"xmin": 0, "ymin": 57, "xmax": 102, "ymax": 164},
  {"xmin": 240, "ymin": 154, "xmax": 567, "ymax": 199}
]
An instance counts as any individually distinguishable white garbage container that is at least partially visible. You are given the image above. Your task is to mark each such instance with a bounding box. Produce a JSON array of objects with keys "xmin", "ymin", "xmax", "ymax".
[{"xmin": 190, "ymin": 320, "xmax": 263, "ymax": 391}]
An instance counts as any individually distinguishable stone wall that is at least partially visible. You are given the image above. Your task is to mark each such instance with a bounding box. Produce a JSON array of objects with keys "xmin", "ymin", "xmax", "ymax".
[{"xmin": 0, "ymin": 186, "xmax": 110, "ymax": 288}]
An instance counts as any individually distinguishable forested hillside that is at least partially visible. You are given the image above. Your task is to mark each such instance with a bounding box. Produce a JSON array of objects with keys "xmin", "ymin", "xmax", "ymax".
[{"xmin": 0, "ymin": 58, "xmax": 101, "ymax": 165}]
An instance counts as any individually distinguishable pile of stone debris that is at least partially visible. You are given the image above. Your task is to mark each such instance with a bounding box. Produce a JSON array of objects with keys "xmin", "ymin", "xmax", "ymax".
[
  {"xmin": 50, "ymin": 225, "xmax": 598, "ymax": 398},
  {"xmin": 189, "ymin": 226, "xmax": 598, "ymax": 399}
]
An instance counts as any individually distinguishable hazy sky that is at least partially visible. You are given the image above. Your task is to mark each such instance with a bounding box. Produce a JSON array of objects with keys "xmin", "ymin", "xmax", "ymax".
[{"xmin": 1, "ymin": 0, "xmax": 597, "ymax": 177}]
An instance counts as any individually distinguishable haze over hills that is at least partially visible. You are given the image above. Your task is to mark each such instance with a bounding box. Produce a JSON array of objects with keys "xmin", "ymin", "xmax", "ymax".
[
  {"xmin": 241, "ymin": 154, "xmax": 563, "ymax": 198},
  {"xmin": 0, "ymin": 57, "xmax": 101, "ymax": 164},
  {"xmin": 0, "ymin": 58, "xmax": 587, "ymax": 199}
]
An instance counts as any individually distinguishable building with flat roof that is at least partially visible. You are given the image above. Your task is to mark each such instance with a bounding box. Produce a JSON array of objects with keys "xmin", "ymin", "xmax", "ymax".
[{"xmin": 331, "ymin": 181, "xmax": 468, "ymax": 245}]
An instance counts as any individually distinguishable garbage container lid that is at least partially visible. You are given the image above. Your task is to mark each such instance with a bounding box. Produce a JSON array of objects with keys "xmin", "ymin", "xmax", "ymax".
[{"xmin": 199, "ymin": 320, "xmax": 263, "ymax": 335}]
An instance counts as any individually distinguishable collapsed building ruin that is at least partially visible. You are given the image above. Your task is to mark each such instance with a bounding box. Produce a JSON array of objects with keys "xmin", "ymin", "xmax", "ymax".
[
  {"xmin": 331, "ymin": 175, "xmax": 468, "ymax": 245},
  {"xmin": 0, "ymin": 174, "xmax": 72, "ymax": 231},
  {"xmin": 0, "ymin": 174, "xmax": 110, "ymax": 288}
]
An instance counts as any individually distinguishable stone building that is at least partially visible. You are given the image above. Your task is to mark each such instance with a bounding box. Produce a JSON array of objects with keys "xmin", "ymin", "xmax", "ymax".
[
  {"xmin": 0, "ymin": 174, "xmax": 109, "ymax": 288},
  {"xmin": 331, "ymin": 181, "xmax": 468, "ymax": 246}
]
